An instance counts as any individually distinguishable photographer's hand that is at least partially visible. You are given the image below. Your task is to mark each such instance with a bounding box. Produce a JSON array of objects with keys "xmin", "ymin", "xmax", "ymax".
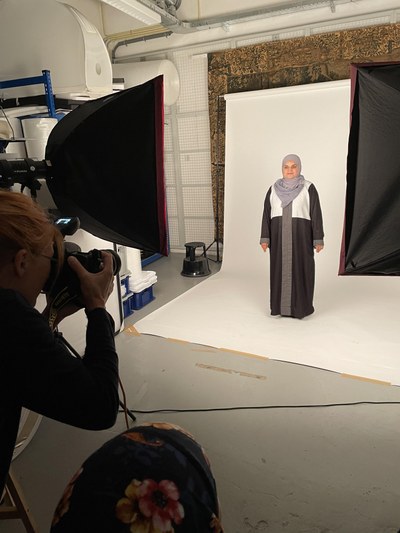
[{"xmin": 67, "ymin": 251, "xmax": 115, "ymax": 312}]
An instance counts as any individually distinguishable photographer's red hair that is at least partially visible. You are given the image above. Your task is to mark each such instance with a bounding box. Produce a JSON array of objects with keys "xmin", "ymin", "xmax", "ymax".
[{"xmin": 0, "ymin": 190, "xmax": 64, "ymax": 270}]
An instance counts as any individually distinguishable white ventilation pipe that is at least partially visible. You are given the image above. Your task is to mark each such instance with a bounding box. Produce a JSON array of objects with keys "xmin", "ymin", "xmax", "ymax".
[
  {"xmin": 128, "ymin": 0, "xmax": 356, "ymax": 34},
  {"xmin": 112, "ymin": 59, "xmax": 180, "ymax": 106}
]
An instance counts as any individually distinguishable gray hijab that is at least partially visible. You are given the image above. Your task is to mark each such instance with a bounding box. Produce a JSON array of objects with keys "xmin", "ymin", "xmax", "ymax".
[{"xmin": 274, "ymin": 154, "xmax": 305, "ymax": 208}]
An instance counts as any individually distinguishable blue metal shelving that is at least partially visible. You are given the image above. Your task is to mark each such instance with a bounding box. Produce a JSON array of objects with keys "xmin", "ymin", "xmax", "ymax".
[{"xmin": 0, "ymin": 69, "xmax": 56, "ymax": 118}]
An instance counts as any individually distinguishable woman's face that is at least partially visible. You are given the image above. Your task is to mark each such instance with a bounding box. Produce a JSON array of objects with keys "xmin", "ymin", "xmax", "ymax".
[
  {"xmin": 282, "ymin": 160, "xmax": 299, "ymax": 179},
  {"xmin": 24, "ymin": 239, "xmax": 55, "ymax": 306}
]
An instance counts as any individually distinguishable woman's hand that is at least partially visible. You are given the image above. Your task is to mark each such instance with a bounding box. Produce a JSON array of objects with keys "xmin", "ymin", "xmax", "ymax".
[
  {"xmin": 260, "ymin": 243, "xmax": 269, "ymax": 252},
  {"xmin": 67, "ymin": 251, "xmax": 115, "ymax": 312},
  {"xmin": 314, "ymin": 244, "xmax": 324, "ymax": 253}
]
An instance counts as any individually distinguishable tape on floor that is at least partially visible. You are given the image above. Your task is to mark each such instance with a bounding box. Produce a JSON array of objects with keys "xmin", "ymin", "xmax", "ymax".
[
  {"xmin": 340, "ymin": 373, "xmax": 391, "ymax": 386},
  {"xmin": 196, "ymin": 363, "xmax": 267, "ymax": 380}
]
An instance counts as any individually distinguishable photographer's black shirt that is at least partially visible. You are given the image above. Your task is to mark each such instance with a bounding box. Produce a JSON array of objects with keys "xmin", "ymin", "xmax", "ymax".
[{"xmin": 0, "ymin": 289, "xmax": 119, "ymax": 496}]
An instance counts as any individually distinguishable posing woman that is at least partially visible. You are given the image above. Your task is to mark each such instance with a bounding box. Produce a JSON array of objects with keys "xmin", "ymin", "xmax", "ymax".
[{"xmin": 260, "ymin": 154, "xmax": 324, "ymax": 319}]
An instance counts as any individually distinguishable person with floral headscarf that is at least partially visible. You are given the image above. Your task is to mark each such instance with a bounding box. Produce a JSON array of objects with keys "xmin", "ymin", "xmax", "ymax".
[
  {"xmin": 51, "ymin": 422, "xmax": 224, "ymax": 533},
  {"xmin": 260, "ymin": 154, "xmax": 324, "ymax": 319}
]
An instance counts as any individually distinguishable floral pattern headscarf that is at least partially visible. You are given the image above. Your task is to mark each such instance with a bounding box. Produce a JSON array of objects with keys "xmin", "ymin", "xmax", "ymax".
[{"xmin": 51, "ymin": 422, "xmax": 223, "ymax": 533}]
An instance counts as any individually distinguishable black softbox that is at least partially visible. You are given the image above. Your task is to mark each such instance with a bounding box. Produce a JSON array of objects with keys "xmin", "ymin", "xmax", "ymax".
[
  {"xmin": 45, "ymin": 75, "xmax": 167, "ymax": 255},
  {"xmin": 339, "ymin": 62, "xmax": 400, "ymax": 275}
]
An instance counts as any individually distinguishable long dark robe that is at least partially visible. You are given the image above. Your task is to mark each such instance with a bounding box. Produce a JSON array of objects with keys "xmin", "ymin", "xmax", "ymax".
[{"xmin": 260, "ymin": 180, "xmax": 324, "ymax": 319}]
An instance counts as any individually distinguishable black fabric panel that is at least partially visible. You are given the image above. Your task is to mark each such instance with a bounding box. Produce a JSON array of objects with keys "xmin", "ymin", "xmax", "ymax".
[
  {"xmin": 46, "ymin": 76, "xmax": 167, "ymax": 254},
  {"xmin": 342, "ymin": 64, "xmax": 400, "ymax": 275}
]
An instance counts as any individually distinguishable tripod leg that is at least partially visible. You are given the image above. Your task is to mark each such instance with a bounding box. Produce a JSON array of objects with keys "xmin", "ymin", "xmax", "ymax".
[{"xmin": 0, "ymin": 469, "xmax": 38, "ymax": 532}]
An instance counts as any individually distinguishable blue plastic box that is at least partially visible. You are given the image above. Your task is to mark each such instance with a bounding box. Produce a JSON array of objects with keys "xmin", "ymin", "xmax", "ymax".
[
  {"xmin": 122, "ymin": 294, "xmax": 134, "ymax": 318},
  {"xmin": 130, "ymin": 286, "xmax": 155, "ymax": 310}
]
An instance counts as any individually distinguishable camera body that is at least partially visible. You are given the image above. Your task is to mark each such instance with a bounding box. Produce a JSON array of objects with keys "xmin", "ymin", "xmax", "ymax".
[
  {"xmin": 45, "ymin": 246, "xmax": 121, "ymax": 312},
  {"xmin": 67, "ymin": 248, "xmax": 121, "ymax": 277},
  {"xmin": 44, "ymin": 217, "xmax": 121, "ymax": 310}
]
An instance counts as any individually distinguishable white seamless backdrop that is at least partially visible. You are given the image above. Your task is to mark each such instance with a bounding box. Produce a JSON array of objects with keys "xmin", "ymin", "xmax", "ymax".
[{"xmin": 135, "ymin": 80, "xmax": 400, "ymax": 386}]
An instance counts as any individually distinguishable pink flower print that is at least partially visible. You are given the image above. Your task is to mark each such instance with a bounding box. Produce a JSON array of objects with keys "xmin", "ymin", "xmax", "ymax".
[
  {"xmin": 138, "ymin": 479, "xmax": 184, "ymax": 531},
  {"xmin": 116, "ymin": 478, "xmax": 184, "ymax": 533}
]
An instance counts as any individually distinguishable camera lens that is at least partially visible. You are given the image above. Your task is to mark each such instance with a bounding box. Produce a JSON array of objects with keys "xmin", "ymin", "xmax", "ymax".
[{"xmin": 103, "ymin": 249, "xmax": 121, "ymax": 275}]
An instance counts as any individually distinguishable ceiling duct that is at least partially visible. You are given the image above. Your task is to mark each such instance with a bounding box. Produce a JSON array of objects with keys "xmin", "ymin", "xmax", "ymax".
[
  {"xmin": 124, "ymin": 0, "xmax": 354, "ymax": 34},
  {"xmin": 100, "ymin": 0, "xmax": 162, "ymax": 25}
]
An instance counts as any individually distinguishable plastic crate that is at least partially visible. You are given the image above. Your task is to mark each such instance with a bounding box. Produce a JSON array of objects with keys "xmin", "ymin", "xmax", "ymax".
[
  {"xmin": 122, "ymin": 294, "xmax": 134, "ymax": 318},
  {"xmin": 120, "ymin": 275, "xmax": 130, "ymax": 296},
  {"xmin": 130, "ymin": 285, "xmax": 155, "ymax": 310}
]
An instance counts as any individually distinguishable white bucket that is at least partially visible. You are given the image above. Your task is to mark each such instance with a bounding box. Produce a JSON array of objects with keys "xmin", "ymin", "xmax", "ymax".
[{"xmin": 21, "ymin": 117, "xmax": 58, "ymax": 159}]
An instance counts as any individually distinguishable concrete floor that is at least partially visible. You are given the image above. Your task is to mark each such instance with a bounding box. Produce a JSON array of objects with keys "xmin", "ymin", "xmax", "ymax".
[{"xmin": 2, "ymin": 253, "xmax": 400, "ymax": 533}]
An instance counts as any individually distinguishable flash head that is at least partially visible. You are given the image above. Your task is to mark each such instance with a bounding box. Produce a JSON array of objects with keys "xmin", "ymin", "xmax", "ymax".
[{"xmin": 54, "ymin": 216, "xmax": 80, "ymax": 236}]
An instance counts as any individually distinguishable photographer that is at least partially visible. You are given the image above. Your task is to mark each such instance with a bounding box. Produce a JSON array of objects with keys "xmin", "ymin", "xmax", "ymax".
[{"xmin": 0, "ymin": 190, "xmax": 120, "ymax": 496}]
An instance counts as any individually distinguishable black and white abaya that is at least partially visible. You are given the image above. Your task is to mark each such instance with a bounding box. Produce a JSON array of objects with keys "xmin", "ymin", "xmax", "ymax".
[{"xmin": 260, "ymin": 179, "xmax": 324, "ymax": 319}]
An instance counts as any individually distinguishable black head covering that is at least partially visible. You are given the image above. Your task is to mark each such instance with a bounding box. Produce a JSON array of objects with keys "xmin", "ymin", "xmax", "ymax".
[{"xmin": 51, "ymin": 423, "xmax": 223, "ymax": 533}]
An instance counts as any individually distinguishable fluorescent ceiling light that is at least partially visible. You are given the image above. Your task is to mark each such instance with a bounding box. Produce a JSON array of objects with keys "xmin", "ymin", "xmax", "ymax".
[{"xmin": 101, "ymin": 0, "xmax": 161, "ymax": 25}]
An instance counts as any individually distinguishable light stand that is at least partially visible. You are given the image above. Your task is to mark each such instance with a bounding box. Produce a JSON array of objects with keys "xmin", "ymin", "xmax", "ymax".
[
  {"xmin": 57, "ymin": 331, "xmax": 136, "ymax": 422},
  {"xmin": 206, "ymin": 94, "xmax": 224, "ymax": 263}
]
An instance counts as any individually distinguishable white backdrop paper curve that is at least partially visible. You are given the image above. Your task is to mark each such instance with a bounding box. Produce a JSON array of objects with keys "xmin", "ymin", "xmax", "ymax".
[{"xmin": 135, "ymin": 80, "xmax": 400, "ymax": 385}]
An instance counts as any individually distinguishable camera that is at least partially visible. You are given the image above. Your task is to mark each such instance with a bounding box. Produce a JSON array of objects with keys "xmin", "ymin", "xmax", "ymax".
[
  {"xmin": 45, "ymin": 245, "xmax": 121, "ymax": 311},
  {"xmin": 67, "ymin": 248, "xmax": 121, "ymax": 278},
  {"xmin": 44, "ymin": 217, "xmax": 121, "ymax": 311}
]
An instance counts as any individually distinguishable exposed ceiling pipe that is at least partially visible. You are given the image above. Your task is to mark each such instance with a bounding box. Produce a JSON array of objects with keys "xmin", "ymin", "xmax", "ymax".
[
  {"xmin": 130, "ymin": 0, "xmax": 354, "ymax": 34},
  {"xmin": 111, "ymin": 30, "xmax": 172, "ymax": 59},
  {"xmin": 105, "ymin": 23, "xmax": 167, "ymax": 48}
]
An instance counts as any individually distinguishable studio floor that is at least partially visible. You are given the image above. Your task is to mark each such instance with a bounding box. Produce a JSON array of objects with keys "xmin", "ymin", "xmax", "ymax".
[{"xmin": 3, "ymin": 253, "xmax": 400, "ymax": 533}]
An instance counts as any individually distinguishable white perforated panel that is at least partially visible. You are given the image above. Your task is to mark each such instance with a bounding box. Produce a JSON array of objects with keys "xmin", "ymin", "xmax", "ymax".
[
  {"xmin": 164, "ymin": 152, "xmax": 176, "ymax": 187},
  {"xmin": 166, "ymin": 186, "xmax": 178, "ymax": 217},
  {"xmin": 182, "ymin": 187, "xmax": 214, "ymax": 218},
  {"xmin": 167, "ymin": 217, "xmax": 180, "ymax": 248},
  {"xmin": 177, "ymin": 115, "xmax": 211, "ymax": 152},
  {"xmin": 184, "ymin": 218, "xmax": 215, "ymax": 246},
  {"xmin": 163, "ymin": 119, "xmax": 173, "ymax": 152},
  {"xmin": 173, "ymin": 50, "xmax": 210, "ymax": 113},
  {"xmin": 180, "ymin": 152, "xmax": 212, "ymax": 185}
]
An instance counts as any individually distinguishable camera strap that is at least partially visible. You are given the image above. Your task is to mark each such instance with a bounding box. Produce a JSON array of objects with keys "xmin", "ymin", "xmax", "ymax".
[{"xmin": 46, "ymin": 287, "xmax": 81, "ymax": 330}]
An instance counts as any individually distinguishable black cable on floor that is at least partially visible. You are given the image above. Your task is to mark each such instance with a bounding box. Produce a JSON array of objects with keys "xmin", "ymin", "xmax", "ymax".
[{"xmin": 119, "ymin": 400, "xmax": 400, "ymax": 414}]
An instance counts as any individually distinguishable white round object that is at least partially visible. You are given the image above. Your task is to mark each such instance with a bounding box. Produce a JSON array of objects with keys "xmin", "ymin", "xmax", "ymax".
[
  {"xmin": 113, "ymin": 60, "xmax": 180, "ymax": 106},
  {"xmin": 21, "ymin": 117, "xmax": 58, "ymax": 159}
]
